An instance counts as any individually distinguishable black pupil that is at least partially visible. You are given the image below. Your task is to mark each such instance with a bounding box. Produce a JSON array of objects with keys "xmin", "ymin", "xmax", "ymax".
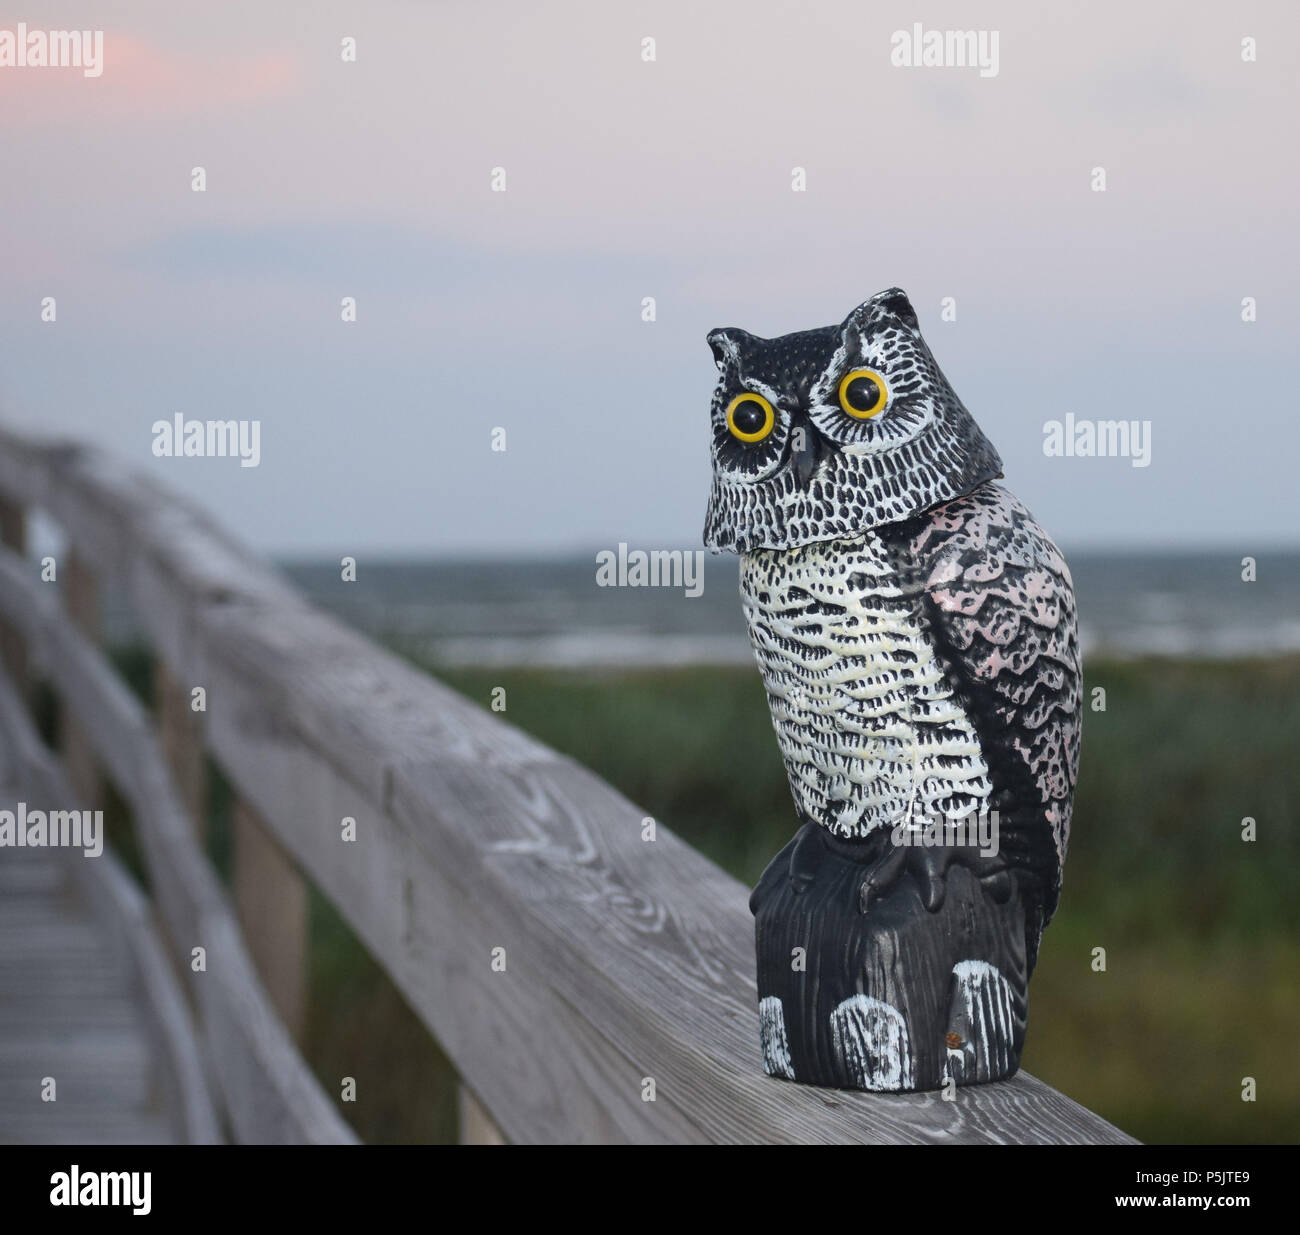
[
  {"xmin": 733, "ymin": 399, "xmax": 767, "ymax": 435},
  {"xmin": 845, "ymin": 375, "xmax": 880, "ymax": 412}
]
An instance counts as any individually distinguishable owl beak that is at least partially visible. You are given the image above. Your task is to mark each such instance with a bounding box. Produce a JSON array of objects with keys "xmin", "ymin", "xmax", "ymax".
[{"xmin": 791, "ymin": 432, "xmax": 825, "ymax": 489}]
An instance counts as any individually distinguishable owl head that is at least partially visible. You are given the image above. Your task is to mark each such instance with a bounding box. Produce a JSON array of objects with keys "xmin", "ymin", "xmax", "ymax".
[{"xmin": 703, "ymin": 288, "xmax": 1003, "ymax": 553}]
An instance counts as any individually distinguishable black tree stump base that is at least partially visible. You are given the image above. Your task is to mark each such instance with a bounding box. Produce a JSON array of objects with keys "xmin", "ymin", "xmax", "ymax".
[{"xmin": 750, "ymin": 822, "xmax": 1030, "ymax": 1093}]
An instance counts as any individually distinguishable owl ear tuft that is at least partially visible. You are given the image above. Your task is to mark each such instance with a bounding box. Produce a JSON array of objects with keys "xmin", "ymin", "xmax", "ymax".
[
  {"xmin": 707, "ymin": 328, "xmax": 745, "ymax": 371},
  {"xmin": 844, "ymin": 288, "xmax": 919, "ymax": 332}
]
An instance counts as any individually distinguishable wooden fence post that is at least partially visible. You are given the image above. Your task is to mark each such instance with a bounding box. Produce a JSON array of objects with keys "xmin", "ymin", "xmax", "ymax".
[
  {"xmin": 60, "ymin": 552, "xmax": 104, "ymax": 805},
  {"xmin": 459, "ymin": 1085, "xmax": 505, "ymax": 1145},
  {"xmin": 155, "ymin": 659, "xmax": 207, "ymax": 841},
  {"xmin": 232, "ymin": 798, "xmax": 308, "ymax": 1041},
  {"xmin": 0, "ymin": 498, "xmax": 26, "ymax": 692}
]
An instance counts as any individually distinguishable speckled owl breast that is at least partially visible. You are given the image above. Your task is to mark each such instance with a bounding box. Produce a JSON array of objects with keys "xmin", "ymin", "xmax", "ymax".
[{"xmin": 740, "ymin": 531, "xmax": 992, "ymax": 840}]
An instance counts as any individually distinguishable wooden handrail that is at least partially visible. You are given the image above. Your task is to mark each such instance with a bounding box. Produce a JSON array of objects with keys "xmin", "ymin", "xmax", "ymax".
[{"xmin": 0, "ymin": 425, "xmax": 1134, "ymax": 1143}]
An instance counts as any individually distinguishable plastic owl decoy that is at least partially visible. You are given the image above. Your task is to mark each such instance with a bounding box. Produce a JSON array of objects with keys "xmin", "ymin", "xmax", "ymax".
[{"xmin": 704, "ymin": 288, "xmax": 1082, "ymax": 1092}]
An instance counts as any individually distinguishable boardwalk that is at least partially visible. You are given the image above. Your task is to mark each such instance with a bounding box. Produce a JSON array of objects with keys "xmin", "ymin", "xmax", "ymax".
[{"xmin": 0, "ymin": 823, "xmax": 183, "ymax": 1144}]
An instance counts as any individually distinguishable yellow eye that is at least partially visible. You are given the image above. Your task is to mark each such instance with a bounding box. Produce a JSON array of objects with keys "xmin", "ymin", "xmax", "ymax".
[
  {"xmin": 837, "ymin": 368, "xmax": 888, "ymax": 419},
  {"xmin": 726, "ymin": 392, "xmax": 776, "ymax": 443}
]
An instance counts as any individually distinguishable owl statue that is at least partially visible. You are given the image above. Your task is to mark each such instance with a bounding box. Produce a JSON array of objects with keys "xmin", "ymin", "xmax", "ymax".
[{"xmin": 704, "ymin": 288, "xmax": 1081, "ymax": 1093}]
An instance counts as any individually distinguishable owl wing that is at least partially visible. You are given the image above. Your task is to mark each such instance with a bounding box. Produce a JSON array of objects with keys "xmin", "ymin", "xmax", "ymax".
[{"xmin": 899, "ymin": 482, "xmax": 1082, "ymax": 951}]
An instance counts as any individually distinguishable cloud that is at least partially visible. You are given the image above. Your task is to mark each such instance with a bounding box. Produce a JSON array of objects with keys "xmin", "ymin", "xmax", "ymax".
[{"xmin": 0, "ymin": 30, "xmax": 300, "ymax": 116}]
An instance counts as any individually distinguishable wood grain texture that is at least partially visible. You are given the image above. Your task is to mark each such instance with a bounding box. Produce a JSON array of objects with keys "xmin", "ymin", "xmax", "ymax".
[{"xmin": 0, "ymin": 429, "xmax": 1137, "ymax": 1144}]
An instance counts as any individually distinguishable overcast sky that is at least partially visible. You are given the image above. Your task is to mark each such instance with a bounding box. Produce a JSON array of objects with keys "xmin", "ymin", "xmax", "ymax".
[{"xmin": 2, "ymin": 0, "xmax": 1297, "ymax": 556}]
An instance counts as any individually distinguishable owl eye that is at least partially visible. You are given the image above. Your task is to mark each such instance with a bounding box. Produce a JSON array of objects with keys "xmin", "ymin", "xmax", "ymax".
[
  {"xmin": 837, "ymin": 368, "xmax": 888, "ymax": 419},
  {"xmin": 726, "ymin": 392, "xmax": 776, "ymax": 443}
]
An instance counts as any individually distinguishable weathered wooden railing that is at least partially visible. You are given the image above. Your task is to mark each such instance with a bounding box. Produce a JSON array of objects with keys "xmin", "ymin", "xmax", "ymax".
[{"xmin": 0, "ymin": 425, "xmax": 1133, "ymax": 1143}]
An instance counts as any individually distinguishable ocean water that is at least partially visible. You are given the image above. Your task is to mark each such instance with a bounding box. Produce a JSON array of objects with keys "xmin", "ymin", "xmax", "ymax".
[{"xmin": 279, "ymin": 550, "xmax": 1300, "ymax": 669}]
